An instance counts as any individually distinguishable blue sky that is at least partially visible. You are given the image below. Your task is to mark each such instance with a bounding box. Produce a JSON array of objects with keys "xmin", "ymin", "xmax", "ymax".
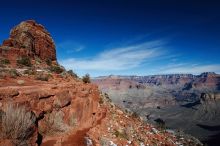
[{"xmin": 0, "ymin": 0, "xmax": 220, "ymax": 77}]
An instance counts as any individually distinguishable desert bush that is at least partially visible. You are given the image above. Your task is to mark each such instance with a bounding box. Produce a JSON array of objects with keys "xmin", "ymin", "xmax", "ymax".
[
  {"xmin": 49, "ymin": 65, "xmax": 64, "ymax": 74},
  {"xmin": 67, "ymin": 70, "xmax": 78, "ymax": 78},
  {"xmin": 23, "ymin": 69, "xmax": 35, "ymax": 75},
  {"xmin": 0, "ymin": 104, "xmax": 36, "ymax": 141},
  {"xmin": 46, "ymin": 59, "xmax": 52, "ymax": 66},
  {"xmin": 35, "ymin": 57, "xmax": 42, "ymax": 65},
  {"xmin": 131, "ymin": 111, "xmax": 139, "ymax": 119},
  {"xmin": 154, "ymin": 118, "xmax": 166, "ymax": 130},
  {"xmin": 82, "ymin": 73, "xmax": 91, "ymax": 83},
  {"xmin": 0, "ymin": 58, "xmax": 10, "ymax": 65},
  {"xmin": 103, "ymin": 93, "xmax": 112, "ymax": 102},
  {"xmin": 36, "ymin": 73, "xmax": 49, "ymax": 81},
  {"xmin": 60, "ymin": 72, "xmax": 68, "ymax": 78},
  {"xmin": 9, "ymin": 69, "xmax": 19, "ymax": 78},
  {"xmin": 42, "ymin": 111, "xmax": 69, "ymax": 135},
  {"xmin": 113, "ymin": 129, "xmax": 128, "ymax": 140},
  {"xmin": 99, "ymin": 96, "xmax": 104, "ymax": 104},
  {"xmin": 0, "ymin": 58, "xmax": 10, "ymax": 67},
  {"xmin": 21, "ymin": 45, "xmax": 26, "ymax": 48},
  {"xmin": 17, "ymin": 56, "xmax": 32, "ymax": 67},
  {"xmin": 124, "ymin": 108, "xmax": 132, "ymax": 115}
]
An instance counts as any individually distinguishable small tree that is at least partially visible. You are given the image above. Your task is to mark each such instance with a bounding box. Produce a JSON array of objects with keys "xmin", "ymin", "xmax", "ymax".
[{"xmin": 82, "ymin": 74, "xmax": 91, "ymax": 83}]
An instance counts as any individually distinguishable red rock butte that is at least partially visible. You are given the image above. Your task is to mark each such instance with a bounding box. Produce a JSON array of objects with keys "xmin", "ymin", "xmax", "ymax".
[{"xmin": 0, "ymin": 20, "xmax": 56, "ymax": 66}]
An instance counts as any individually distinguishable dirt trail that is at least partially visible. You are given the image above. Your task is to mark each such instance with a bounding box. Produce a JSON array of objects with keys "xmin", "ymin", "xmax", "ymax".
[{"xmin": 62, "ymin": 129, "xmax": 89, "ymax": 146}]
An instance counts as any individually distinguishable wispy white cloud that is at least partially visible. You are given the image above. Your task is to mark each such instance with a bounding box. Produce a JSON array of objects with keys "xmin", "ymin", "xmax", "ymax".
[
  {"xmin": 159, "ymin": 64, "xmax": 220, "ymax": 74},
  {"xmin": 60, "ymin": 40, "xmax": 166, "ymax": 71},
  {"xmin": 57, "ymin": 40, "xmax": 84, "ymax": 53},
  {"xmin": 73, "ymin": 46, "xmax": 84, "ymax": 52},
  {"xmin": 59, "ymin": 39, "xmax": 220, "ymax": 76}
]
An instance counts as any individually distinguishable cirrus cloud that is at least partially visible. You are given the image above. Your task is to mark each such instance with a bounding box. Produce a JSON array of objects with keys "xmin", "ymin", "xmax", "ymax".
[
  {"xmin": 57, "ymin": 40, "xmax": 84, "ymax": 53},
  {"xmin": 60, "ymin": 40, "xmax": 166, "ymax": 71},
  {"xmin": 159, "ymin": 64, "xmax": 220, "ymax": 75},
  {"xmin": 59, "ymin": 39, "xmax": 220, "ymax": 77}
]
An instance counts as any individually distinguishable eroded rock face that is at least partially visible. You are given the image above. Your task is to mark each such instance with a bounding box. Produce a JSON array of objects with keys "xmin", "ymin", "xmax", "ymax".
[
  {"xmin": 0, "ymin": 76, "xmax": 105, "ymax": 146},
  {"xmin": 93, "ymin": 73, "xmax": 220, "ymax": 105},
  {"xmin": 0, "ymin": 20, "xmax": 56, "ymax": 65},
  {"xmin": 200, "ymin": 92, "xmax": 220, "ymax": 102}
]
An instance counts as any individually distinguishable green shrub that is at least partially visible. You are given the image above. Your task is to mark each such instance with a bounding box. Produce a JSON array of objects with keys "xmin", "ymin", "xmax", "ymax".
[
  {"xmin": 82, "ymin": 74, "xmax": 91, "ymax": 83},
  {"xmin": 131, "ymin": 111, "xmax": 139, "ymax": 119},
  {"xmin": 67, "ymin": 70, "xmax": 78, "ymax": 78},
  {"xmin": 21, "ymin": 45, "xmax": 26, "ymax": 48},
  {"xmin": 0, "ymin": 58, "xmax": 10, "ymax": 67},
  {"xmin": 46, "ymin": 59, "xmax": 52, "ymax": 66},
  {"xmin": 60, "ymin": 72, "xmax": 67, "ymax": 78},
  {"xmin": 155, "ymin": 118, "xmax": 166, "ymax": 130},
  {"xmin": 17, "ymin": 56, "xmax": 32, "ymax": 67},
  {"xmin": 9, "ymin": 69, "xmax": 19, "ymax": 78},
  {"xmin": 49, "ymin": 65, "xmax": 64, "ymax": 74},
  {"xmin": 35, "ymin": 57, "xmax": 42, "ymax": 65},
  {"xmin": 99, "ymin": 97, "xmax": 104, "ymax": 104},
  {"xmin": 23, "ymin": 69, "xmax": 35, "ymax": 75},
  {"xmin": 0, "ymin": 58, "xmax": 10, "ymax": 65}
]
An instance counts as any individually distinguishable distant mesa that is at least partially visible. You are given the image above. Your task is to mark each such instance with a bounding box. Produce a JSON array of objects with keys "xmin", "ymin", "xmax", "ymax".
[{"xmin": 199, "ymin": 72, "xmax": 217, "ymax": 77}]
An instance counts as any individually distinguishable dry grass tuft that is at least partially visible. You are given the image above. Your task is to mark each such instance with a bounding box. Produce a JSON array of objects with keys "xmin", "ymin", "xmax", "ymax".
[
  {"xmin": 41, "ymin": 111, "xmax": 70, "ymax": 136},
  {"xmin": 0, "ymin": 103, "xmax": 36, "ymax": 141}
]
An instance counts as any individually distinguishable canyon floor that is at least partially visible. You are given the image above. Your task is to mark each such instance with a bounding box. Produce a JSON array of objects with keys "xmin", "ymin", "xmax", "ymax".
[{"xmin": 93, "ymin": 74, "xmax": 220, "ymax": 146}]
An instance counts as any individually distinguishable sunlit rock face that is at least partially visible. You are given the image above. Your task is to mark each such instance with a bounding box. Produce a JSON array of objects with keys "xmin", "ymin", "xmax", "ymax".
[{"xmin": 0, "ymin": 20, "xmax": 56, "ymax": 66}]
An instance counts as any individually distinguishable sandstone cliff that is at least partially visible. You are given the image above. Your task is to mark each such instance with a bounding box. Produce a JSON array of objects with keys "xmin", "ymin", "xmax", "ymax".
[{"xmin": 0, "ymin": 20, "xmax": 56, "ymax": 67}]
